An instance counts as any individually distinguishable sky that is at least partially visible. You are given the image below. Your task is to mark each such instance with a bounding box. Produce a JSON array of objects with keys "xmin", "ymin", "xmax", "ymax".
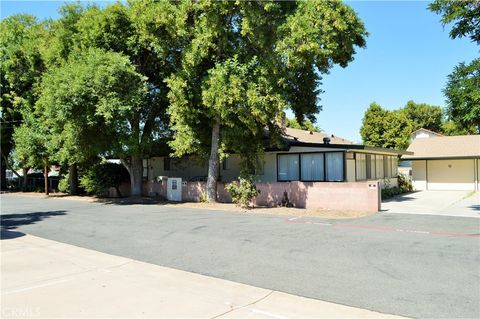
[{"xmin": 1, "ymin": 0, "xmax": 478, "ymax": 142}]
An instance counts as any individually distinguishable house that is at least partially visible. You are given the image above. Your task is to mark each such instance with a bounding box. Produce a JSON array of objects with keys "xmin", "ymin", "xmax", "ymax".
[
  {"xmin": 410, "ymin": 128, "xmax": 443, "ymax": 141},
  {"xmin": 143, "ymin": 127, "xmax": 407, "ymax": 189},
  {"xmin": 403, "ymin": 134, "xmax": 480, "ymax": 191}
]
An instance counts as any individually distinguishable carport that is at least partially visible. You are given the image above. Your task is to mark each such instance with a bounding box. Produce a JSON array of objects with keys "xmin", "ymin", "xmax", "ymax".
[{"xmin": 404, "ymin": 135, "xmax": 480, "ymax": 191}]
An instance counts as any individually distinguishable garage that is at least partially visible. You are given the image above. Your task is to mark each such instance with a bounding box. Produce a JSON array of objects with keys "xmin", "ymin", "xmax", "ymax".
[{"xmin": 404, "ymin": 135, "xmax": 480, "ymax": 191}]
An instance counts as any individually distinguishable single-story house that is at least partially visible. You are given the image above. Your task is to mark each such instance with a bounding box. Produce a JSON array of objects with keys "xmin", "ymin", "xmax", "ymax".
[
  {"xmin": 410, "ymin": 128, "xmax": 443, "ymax": 141},
  {"xmin": 403, "ymin": 134, "xmax": 480, "ymax": 191},
  {"xmin": 143, "ymin": 128, "xmax": 408, "ymax": 189}
]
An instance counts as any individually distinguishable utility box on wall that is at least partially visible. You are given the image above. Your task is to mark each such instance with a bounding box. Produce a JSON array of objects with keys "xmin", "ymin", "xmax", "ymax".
[{"xmin": 167, "ymin": 178, "xmax": 182, "ymax": 202}]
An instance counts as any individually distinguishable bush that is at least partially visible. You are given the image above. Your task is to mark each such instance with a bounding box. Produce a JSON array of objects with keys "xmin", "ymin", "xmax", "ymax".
[
  {"xmin": 225, "ymin": 175, "xmax": 260, "ymax": 209},
  {"xmin": 381, "ymin": 175, "xmax": 413, "ymax": 200},
  {"xmin": 58, "ymin": 174, "xmax": 69, "ymax": 193},
  {"xmin": 398, "ymin": 174, "xmax": 413, "ymax": 193},
  {"xmin": 80, "ymin": 162, "xmax": 129, "ymax": 197},
  {"xmin": 381, "ymin": 187, "xmax": 402, "ymax": 200}
]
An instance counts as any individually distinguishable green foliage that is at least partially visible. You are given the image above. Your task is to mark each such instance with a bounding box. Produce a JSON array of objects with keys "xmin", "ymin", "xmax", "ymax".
[
  {"xmin": 199, "ymin": 192, "xmax": 208, "ymax": 203},
  {"xmin": 402, "ymin": 100, "xmax": 443, "ymax": 133},
  {"xmin": 381, "ymin": 187, "xmax": 402, "ymax": 200},
  {"xmin": 398, "ymin": 174, "xmax": 413, "ymax": 193},
  {"xmin": 79, "ymin": 162, "xmax": 129, "ymax": 197},
  {"xmin": 430, "ymin": 1, "xmax": 480, "ymax": 130},
  {"xmin": 285, "ymin": 117, "xmax": 321, "ymax": 132},
  {"xmin": 359, "ymin": 98, "xmax": 477, "ymax": 150},
  {"xmin": 381, "ymin": 174, "xmax": 413, "ymax": 200},
  {"xmin": 429, "ymin": 0, "xmax": 480, "ymax": 44},
  {"xmin": 443, "ymin": 58, "xmax": 480, "ymax": 129},
  {"xmin": 360, "ymin": 102, "xmax": 412, "ymax": 150},
  {"xmin": 58, "ymin": 174, "xmax": 69, "ymax": 193},
  {"xmin": 225, "ymin": 175, "xmax": 260, "ymax": 209},
  {"xmin": 0, "ymin": 14, "xmax": 47, "ymax": 177},
  {"xmin": 166, "ymin": 0, "xmax": 367, "ymax": 199},
  {"xmin": 441, "ymin": 120, "xmax": 477, "ymax": 136},
  {"xmin": 35, "ymin": 47, "xmax": 147, "ymax": 166}
]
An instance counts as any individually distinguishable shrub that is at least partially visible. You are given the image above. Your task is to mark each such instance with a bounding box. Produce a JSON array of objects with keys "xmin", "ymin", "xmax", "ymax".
[
  {"xmin": 80, "ymin": 162, "xmax": 129, "ymax": 197},
  {"xmin": 225, "ymin": 175, "xmax": 260, "ymax": 209},
  {"xmin": 381, "ymin": 187, "xmax": 402, "ymax": 200},
  {"xmin": 398, "ymin": 174, "xmax": 413, "ymax": 193},
  {"xmin": 199, "ymin": 192, "xmax": 208, "ymax": 203},
  {"xmin": 58, "ymin": 174, "xmax": 69, "ymax": 193}
]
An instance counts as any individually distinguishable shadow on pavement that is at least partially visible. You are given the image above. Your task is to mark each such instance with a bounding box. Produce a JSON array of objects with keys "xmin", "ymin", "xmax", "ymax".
[
  {"xmin": 94, "ymin": 197, "xmax": 183, "ymax": 206},
  {"xmin": 1, "ymin": 229, "xmax": 26, "ymax": 240},
  {"xmin": 0, "ymin": 210, "xmax": 67, "ymax": 230},
  {"xmin": 382, "ymin": 191, "xmax": 419, "ymax": 203}
]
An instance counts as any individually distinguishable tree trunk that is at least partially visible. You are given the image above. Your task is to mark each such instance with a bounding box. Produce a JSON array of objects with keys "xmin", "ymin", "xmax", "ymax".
[
  {"xmin": 44, "ymin": 165, "xmax": 49, "ymax": 195},
  {"xmin": 0, "ymin": 153, "xmax": 6, "ymax": 191},
  {"xmin": 69, "ymin": 164, "xmax": 78, "ymax": 195},
  {"xmin": 207, "ymin": 119, "xmax": 221, "ymax": 202},
  {"xmin": 22, "ymin": 166, "xmax": 28, "ymax": 191},
  {"xmin": 129, "ymin": 155, "xmax": 143, "ymax": 197}
]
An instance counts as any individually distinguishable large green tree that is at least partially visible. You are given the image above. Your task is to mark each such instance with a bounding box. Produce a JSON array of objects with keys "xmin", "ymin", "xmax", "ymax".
[
  {"xmin": 429, "ymin": 0, "xmax": 480, "ymax": 44},
  {"xmin": 443, "ymin": 58, "xmax": 480, "ymax": 130},
  {"xmin": 35, "ymin": 48, "xmax": 148, "ymax": 196},
  {"xmin": 360, "ymin": 102, "xmax": 412, "ymax": 150},
  {"xmin": 167, "ymin": 0, "xmax": 367, "ymax": 201},
  {"xmin": 429, "ymin": 0, "xmax": 480, "ymax": 131},
  {"xmin": 401, "ymin": 100, "xmax": 443, "ymax": 133},
  {"xmin": 0, "ymin": 15, "xmax": 46, "ymax": 190}
]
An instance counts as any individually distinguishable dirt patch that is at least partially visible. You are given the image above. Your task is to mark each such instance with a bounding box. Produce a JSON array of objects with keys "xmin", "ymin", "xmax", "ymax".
[
  {"xmin": 5, "ymin": 192, "xmax": 375, "ymax": 219},
  {"xmin": 163, "ymin": 202, "xmax": 375, "ymax": 219}
]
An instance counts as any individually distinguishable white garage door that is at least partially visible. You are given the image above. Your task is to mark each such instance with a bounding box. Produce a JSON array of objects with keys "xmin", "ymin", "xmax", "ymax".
[{"xmin": 427, "ymin": 159, "xmax": 475, "ymax": 191}]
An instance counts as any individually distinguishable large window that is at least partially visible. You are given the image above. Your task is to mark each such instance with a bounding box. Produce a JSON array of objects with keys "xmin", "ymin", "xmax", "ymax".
[
  {"xmin": 278, "ymin": 154, "xmax": 300, "ymax": 181},
  {"xmin": 355, "ymin": 153, "xmax": 367, "ymax": 180},
  {"xmin": 391, "ymin": 157, "xmax": 398, "ymax": 177},
  {"xmin": 326, "ymin": 153, "xmax": 344, "ymax": 181},
  {"xmin": 277, "ymin": 152, "xmax": 344, "ymax": 182},
  {"xmin": 356, "ymin": 153, "xmax": 398, "ymax": 181},
  {"xmin": 301, "ymin": 153, "xmax": 325, "ymax": 181},
  {"xmin": 375, "ymin": 155, "xmax": 384, "ymax": 179}
]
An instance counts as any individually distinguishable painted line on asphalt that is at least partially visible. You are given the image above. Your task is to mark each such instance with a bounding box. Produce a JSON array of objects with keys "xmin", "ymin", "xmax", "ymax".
[{"xmin": 285, "ymin": 217, "xmax": 479, "ymax": 238}]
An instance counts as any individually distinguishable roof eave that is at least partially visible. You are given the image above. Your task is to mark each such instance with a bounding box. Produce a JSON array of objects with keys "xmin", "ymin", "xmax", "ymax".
[
  {"xmin": 402, "ymin": 155, "xmax": 480, "ymax": 160},
  {"xmin": 287, "ymin": 141, "xmax": 410, "ymax": 155}
]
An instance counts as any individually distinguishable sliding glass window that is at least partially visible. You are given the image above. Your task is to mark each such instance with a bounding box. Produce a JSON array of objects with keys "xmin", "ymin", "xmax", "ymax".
[
  {"xmin": 278, "ymin": 154, "xmax": 300, "ymax": 181},
  {"xmin": 355, "ymin": 153, "xmax": 367, "ymax": 180},
  {"xmin": 301, "ymin": 153, "xmax": 325, "ymax": 181},
  {"xmin": 325, "ymin": 153, "xmax": 344, "ymax": 181}
]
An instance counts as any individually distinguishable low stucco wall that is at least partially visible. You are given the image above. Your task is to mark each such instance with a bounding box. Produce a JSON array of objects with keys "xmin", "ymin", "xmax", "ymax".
[
  {"xmin": 254, "ymin": 181, "xmax": 380, "ymax": 212},
  {"xmin": 114, "ymin": 180, "xmax": 380, "ymax": 213}
]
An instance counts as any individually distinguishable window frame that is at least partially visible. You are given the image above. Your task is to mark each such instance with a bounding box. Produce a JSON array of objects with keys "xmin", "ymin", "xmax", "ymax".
[{"xmin": 276, "ymin": 151, "xmax": 345, "ymax": 182}]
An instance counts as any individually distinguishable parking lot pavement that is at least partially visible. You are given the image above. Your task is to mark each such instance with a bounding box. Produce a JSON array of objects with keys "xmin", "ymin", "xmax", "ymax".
[
  {"xmin": 382, "ymin": 190, "xmax": 480, "ymax": 218},
  {"xmin": 1, "ymin": 233, "xmax": 401, "ymax": 319},
  {"xmin": 1, "ymin": 194, "xmax": 479, "ymax": 318}
]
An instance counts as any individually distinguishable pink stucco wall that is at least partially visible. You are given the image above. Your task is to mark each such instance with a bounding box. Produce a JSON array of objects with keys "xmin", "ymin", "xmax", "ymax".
[{"xmin": 113, "ymin": 179, "xmax": 380, "ymax": 213}]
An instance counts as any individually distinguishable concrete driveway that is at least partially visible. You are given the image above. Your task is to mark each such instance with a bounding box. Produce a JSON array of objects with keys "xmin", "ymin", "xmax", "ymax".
[{"xmin": 382, "ymin": 190, "xmax": 480, "ymax": 218}]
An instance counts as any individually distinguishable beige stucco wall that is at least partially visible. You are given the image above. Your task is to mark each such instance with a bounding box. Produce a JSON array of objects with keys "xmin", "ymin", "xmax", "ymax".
[
  {"xmin": 427, "ymin": 159, "xmax": 475, "ymax": 191},
  {"xmin": 346, "ymin": 158, "xmax": 355, "ymax": 182},
  {"xmin": 412, "ymin": 160, "xmax": 427, "ymax": 190}
]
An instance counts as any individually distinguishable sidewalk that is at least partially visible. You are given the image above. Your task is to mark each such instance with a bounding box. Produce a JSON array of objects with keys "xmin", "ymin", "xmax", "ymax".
[{"xmin": 1, "ymin": 231, "xmax": 403, "ymax": 318}]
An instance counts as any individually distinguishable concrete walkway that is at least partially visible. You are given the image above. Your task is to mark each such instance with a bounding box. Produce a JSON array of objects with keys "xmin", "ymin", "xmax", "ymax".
[
  {"xmin": 382, "ymin": 190, "xmax": 479, "ymax": 218},
  {"xmin": 1, "ymin": 232, "xmax": 402, "ymax": 318}
]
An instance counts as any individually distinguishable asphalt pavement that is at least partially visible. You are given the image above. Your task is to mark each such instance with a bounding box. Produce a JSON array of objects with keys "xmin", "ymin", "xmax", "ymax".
[{"xmin": 1, "ymin": 194, "xmax": 479, "ymax": 318}]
